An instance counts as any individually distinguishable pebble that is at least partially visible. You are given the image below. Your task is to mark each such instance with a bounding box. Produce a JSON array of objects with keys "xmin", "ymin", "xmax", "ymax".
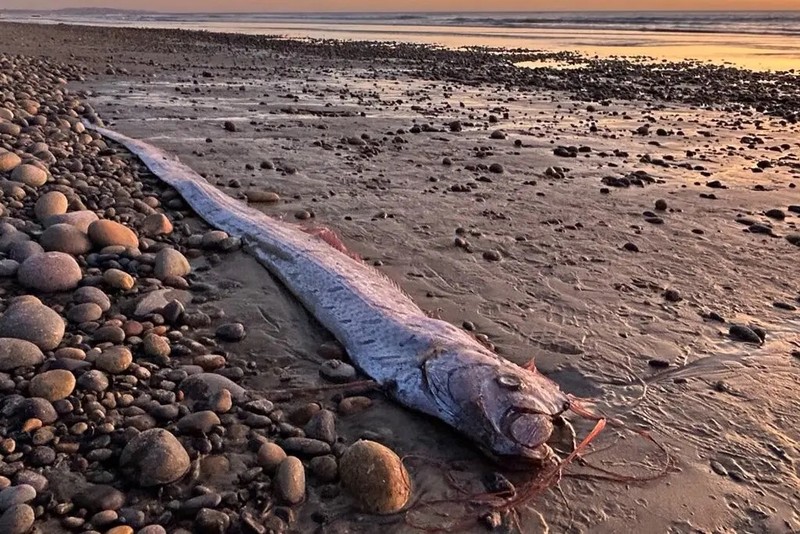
[
  {"xmin": 10, "ymin": 164, "xmax": 47, "ymax": 187},
  {"xmin": 339, "ymin": 440, "xmax": 411, "ymax": 514},
  {"xmin": 246, "ymin": 191, "xmax": 281, "ymax": 203},
  {"xmin": 0, "ymin": 150, "xmax": 21, "ymax": 172},
  {"xmin": 654, "ymin": 199, "xmax": 668, "ymax": 211},
  {"xmin": 281, "ymin": 437, "xmax": 331, "ymax": 456},
  {"xmin": 729, "ymin": 324, "xmax": 763, "ymax": 344},
  {"xmin": 88, "ymin": 220, "xmax": 139, "ymax": 249},
  {"xmin": 74, "ymin": 484, "xmax": 126, "ymax": 512},
  {"xmin": 482, "ymin": 250, "xmax": 502, "ymax": 262},
  {"xmin": 44, "ymin": 210, "xmax": 99, "ymax": 232},
  {"xmin": 0, "ymin": 503, "xmax": 35, "ymax": 534},
  {"xmin": 194, "ymin": 508, "xmax": 230, "ymax": 533},
  {"xmin": 77, "ymin": 369, "xmax": 109, "ymax": 392},
  {"xmin": 39, "ymin": 223, "xmax": 92, "ymax": 255},
  {"xmin": 0, "ymin": 338, "xmax": 44, "ymax": 371},
  {"xmin": 103, "ymin": 268, "xmax": 135, "ymax": 291},
  {"xmin": 66, "ymin": 302, "xmax": 103, "ymax": 323},
  {"xmin": 177, "ymin": 411, "xmax": 221, "ymax": 435},
  {"xmin": 0, "ymin": 299, "xmax": 65, "ymax": 350},
  {"xmin": 208, "ymin": 388, "xmax": 232, "ymax": 413},
  {"xmin": 18, "ymin": 251, "xmax": 82, "ymax": 292},
  {"xmin": 95, "ymin": 346, "xmax": 132, "ymax": 374},
  {"xmin": 180, "ymin": 373, "xmax": 246, "ymax": 403},
  {"xmin": 304, "ymin": 409, "xmax": 336, "ymax": 443},
  {"xmin": 275, "ymin": 457, "xmax": 305, "ymax": 505},
  {"xmin": 73, "ymin": 286, "xmax": 112, "ymax": 311},
  {"xmin": 215, "ymin": 323, "xmax": 246, "ymax": 342},
  {"xmin": 28, "ymin": 369, "xmax": 75, "ymax": 401},
  {"xmin": 16, "ymin": 397, "xmax": 57, "ymax": 424},
  {"xmin": 143, "ymin": 334, "xmax": 171, "ymax": 359},
  {"xmin": 338, "ymin": 396, "xmax": 373, "ymax": 416},
  {"xmin": 9, "ymin": 241, "xmax": 43, "ymax": 263},
  {"xmin": 120, "ymin": 428, "xmax": 190, "ymax": 487},
  {"xmin": 319, "ymin": 359, "xmax": 357, "ymax": 383},
  {"xmin": 34, "ymin": 191, "xmax": 68, "ymax": 221},
  {"xmin": 154, "ymin": 248, "xmax": 191, "ymax": 280},
  {"xmin": 257, "ymin": 442, "xmax": 287, "ymax": 473},
  {"xmin": 0, "ymin": 259, "xmax": 19, "ymax": 277},
  {"xmin": 765, "ymin": 208, "xmax": 785, "ymax": 220},
  {"xmin": 201, "ymin": 231, "xmax": 229, "ymax": 250},
  {"xmin": 0, "ymin": 485, "xmax": 36, "ymax": 512},
  {"xmin": 308, "ymin": 455, "xmax": 338, "ymax": 482},
  {"xmin": 0, "ymin": 120, "xmax": 21, "ymax": 137},
  {"xmin": 141, "ymin": 213, "xmax": 173, "ymax": 236}
]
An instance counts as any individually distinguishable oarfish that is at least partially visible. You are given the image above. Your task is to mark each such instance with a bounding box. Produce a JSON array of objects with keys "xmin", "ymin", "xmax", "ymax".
[{"xmin": 87, "ymin": 124, "xmax": 571, "ymax": 463}]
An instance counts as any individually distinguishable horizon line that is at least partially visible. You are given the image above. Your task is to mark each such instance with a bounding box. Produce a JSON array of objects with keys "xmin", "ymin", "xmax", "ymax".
[{"xmin": 3, "ymin": 8, "xmax": 800, "ymax": 14}]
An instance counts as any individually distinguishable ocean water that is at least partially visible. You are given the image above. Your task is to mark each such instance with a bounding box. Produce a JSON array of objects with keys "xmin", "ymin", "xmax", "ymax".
[{"xmin": 4, "ymin": 10, "xmax": 800, "ymax": 71}]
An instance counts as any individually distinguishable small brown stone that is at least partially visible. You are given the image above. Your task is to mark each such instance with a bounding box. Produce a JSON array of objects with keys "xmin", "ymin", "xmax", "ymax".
[{"xmin": 28, "ymin": 369, "xmax": 75, "ymax": 401}]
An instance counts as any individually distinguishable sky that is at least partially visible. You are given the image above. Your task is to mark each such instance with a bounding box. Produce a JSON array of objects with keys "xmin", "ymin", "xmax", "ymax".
[{"xmin": 1, "ymin": 0, "xmax": 797, "ymax": 11}]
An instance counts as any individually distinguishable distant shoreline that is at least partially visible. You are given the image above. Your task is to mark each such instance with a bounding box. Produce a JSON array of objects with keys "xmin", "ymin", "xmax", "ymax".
[{"xmin": 5, "ymin": 11, "xmax": 800, "ymax": 71}]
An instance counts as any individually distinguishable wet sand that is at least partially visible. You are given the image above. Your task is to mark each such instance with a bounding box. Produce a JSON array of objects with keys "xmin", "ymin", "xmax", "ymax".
[{"xmin": 1, "ymin": 21, "xmax": 799, "ymax": 534}]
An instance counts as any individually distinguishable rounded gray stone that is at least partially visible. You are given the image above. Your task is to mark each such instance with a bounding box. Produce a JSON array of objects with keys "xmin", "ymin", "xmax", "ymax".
[
  {"xmin": 0, "ymin": 300, "xmax": 65, "ymax": 351},
  {"xmin": 40, "ymin": 223, "xmax": 92, "ymax": 255},
  {"xmin": 120, "ymin": 429, "xmax": 190, "ymax": 487},
  {"xmin": 18, "ymin": 251, "xmax": 82, "ymax": 293},
  {"xmin": 0, "ymin": 338, "xmax": 44, "ymax": 372}
]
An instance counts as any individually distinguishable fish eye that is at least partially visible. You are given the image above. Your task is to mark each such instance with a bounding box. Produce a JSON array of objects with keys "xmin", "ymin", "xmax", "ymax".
[{"xmin": 497, "ymin": 374, "xmax": 522, "ymax": 390}]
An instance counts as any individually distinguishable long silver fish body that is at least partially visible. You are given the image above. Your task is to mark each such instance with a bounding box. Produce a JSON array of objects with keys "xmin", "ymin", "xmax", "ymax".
[{"xmin": 88, "ymin": 124, "xmax": 571, "ymax": 462}]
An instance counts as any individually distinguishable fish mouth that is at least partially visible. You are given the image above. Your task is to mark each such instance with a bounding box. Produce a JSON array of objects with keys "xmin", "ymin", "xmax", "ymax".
[{"xmin": 500, "ymin": 408, "xmax": 555, "ymax": 453}]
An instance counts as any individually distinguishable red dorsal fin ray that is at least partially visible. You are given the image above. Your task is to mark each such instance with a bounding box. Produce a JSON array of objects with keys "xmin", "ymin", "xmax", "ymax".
[{"xmin": 301, "ymin": 225, "xmax": 361, "ymax": 262}]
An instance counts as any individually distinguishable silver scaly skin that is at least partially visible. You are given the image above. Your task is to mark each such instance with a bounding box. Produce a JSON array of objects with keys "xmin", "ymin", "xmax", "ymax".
[{"xmin": 87, "ymin": 123, "xmax": 571, "ymax": 462}]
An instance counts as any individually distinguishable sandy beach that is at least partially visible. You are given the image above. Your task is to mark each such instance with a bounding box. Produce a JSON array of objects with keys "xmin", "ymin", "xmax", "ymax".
[{"xmin": 0, "ymin": 19, "xmax": 798, "ymax": 534}]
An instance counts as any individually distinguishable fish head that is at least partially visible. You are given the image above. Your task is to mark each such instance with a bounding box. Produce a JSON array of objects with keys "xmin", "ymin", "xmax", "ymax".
[{"xmin": 424, "ymin": 348, "xmax": 570, "ymax": 464}]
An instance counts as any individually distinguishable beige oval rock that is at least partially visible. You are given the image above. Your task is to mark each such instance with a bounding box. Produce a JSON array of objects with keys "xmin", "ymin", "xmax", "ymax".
[
  {"xmin": 0, "ymin": 300, "xmax": 65, "ymax": 351},
  {"xmin": 95, "ymin": 346, "xmax": 132, "ymax": 374},
  {"xmin": 44, "ymin": 210, "xmax": 99, "ymax": 232},
  {"xmin": 34, "ymin": 191, "xmax": 68, "ymax": 221},
  {"xmin": 257, "ymin": 442, "xmax": 287, "ymax": 474},
  {"xmin": 18, "ymin": 252, "xmax": 82, "ymax": 292},
  {"xmin": 40, "ymin": 224, "xmax": 92, "ymax": 255},
  {"xmin": 0, "ymin": 108, "xmax": 13, "ymax": 121},
  {"xmin": 103, "ymin": 268, "xmax": 135, "ymax": 291},
  {"xmin": 88, "ymin": 220, "xmax": 139, "ymax": 249},
  {"xmin": 275, "ymin": 456, "xmax": 305, "ymax": 505},
  {"xmin": 10, "ymin": 164, "xmax": 48, "ymax": 188},
  {"xmin": 0, "ymin": 150, "xmax": 21, "ymax": 172},
  {"xmin": 339, "ymin": 440, "xmax": 411, "ymax": 514},
  {"xmin": 28, "ymin": 369, "xmax": 76, "ymax": 401},
  {"xmin": 154, "ymin": 248, "xmax": 190, "ymax": 280},
  {"xmin": 120, "ymin": 428, "xmax": 190, "ymax": 487},
  {"xmin": 246, "ymin": 191, "xmax": 281, "ymax": 203}
]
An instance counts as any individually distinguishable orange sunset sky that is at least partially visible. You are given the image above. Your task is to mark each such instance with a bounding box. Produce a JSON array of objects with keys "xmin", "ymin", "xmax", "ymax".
[{"xmin": 2, "ymin": 0, "xmax": 798, "ymax": 11}]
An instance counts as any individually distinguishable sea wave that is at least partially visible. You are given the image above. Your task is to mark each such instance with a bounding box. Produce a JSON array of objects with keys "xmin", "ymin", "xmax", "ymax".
[{"xmin": 6, "ymin": 10, "xmax": 800, "ymax": 38}]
